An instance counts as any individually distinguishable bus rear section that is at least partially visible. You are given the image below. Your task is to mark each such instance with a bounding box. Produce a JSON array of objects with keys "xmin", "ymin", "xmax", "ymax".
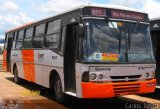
[
  {"xmin": 3, "ymin": 34, "xmax": 13, "ymax": 72},
  {"xmin": 150, "ymin": 18, "xmax": 160, "ymax": 87},
  {"xmin": 6, "ymin": 4, "xmax": 156, "ymax": 102}
]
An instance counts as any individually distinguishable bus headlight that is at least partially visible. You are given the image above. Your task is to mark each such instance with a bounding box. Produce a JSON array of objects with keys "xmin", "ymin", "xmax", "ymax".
[
  {"xmin": 98, "ymin": 74, "xmax": 103, "ymax": 80},
  {"xmin": 145, "ymin": 72, "xmax": 150, "ymax": 77},
  {"xmin": 82, "ymin": 72, "xmax": 89, "ymax": 82},
  {"xmin": 90, "ymin": 73, "xmax": 97, "ymax": 80}
]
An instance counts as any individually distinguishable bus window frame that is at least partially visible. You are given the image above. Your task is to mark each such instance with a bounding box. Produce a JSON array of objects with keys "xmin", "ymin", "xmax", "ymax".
[
  {"xmin": 44, "ymin": 19, "xmax": 61, "ymax": 49},
  {"xmin": 22, "ymin": 27, "xmax": 34, "ymax": 49},
  {"xmin": 33, "ymin": 23, "xmax": 46, "ymax": 49},
  {"xmin": 15, "ymin": 30, "xmax": 25, "ymax": 49},
  {"xmin": 59, "ymin": 26, "xmax": 66, "ymax": 56}
]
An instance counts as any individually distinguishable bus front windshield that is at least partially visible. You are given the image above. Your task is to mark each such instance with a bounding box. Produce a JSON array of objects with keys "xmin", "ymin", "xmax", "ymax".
[{"xmin": 83, "ymin": 19, "xmax": 155, "ymax": 63}]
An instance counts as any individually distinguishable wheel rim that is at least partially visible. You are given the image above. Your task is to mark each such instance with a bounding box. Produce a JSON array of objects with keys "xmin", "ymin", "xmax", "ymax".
[{"xmin": 55, "ymin": 79, "xmax": 62, "ymax": 95}]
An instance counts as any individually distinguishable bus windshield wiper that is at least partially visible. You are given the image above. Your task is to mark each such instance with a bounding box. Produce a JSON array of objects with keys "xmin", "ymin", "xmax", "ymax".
[
  {"xmin": 128, "ymin": 28, "xmax": 131, "ymax": 50},
  {"xmin": 131, "ymin": 20, "xmax": 139, "ymax": 37},
  {"xmin": 105, "ymin": 17, "xmax": 119, "ymax": 34},
  {"xmin": 129, "ymin": 20, "xmax": 139, "ymax": 50},
  {"xmin": 118, "ymin": 28, "xmax": 121, "ymax": 53},
  {"xmin": 105, "ymin": 17, "xmax": 121, "ymax": 53}
]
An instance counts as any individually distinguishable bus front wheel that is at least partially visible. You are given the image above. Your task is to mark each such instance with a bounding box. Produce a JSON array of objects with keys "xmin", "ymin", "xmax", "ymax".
[{"xmin": 53, "ymin": 75, "xmax": 65, "ymax": 103}]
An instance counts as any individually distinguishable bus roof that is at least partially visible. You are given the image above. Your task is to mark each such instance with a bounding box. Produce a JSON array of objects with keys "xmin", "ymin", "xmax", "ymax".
[
  {"xmin": 6, "ymin": 4, "xmax": 146, "ymax": 33},
  {"xmin": 7, "ymin": 22, "xmax": 33, "ymax": 33},
  {"xmin": 150, "ymin": 17, "xmax": 160, "ymax": 21},
  {"xmin": 150, "ymin": 17, "xmax": 160, "ymax": 31},
  {"xmin": 36, "ymin": 4, "xmax": 147, "ymax": 22},
  {"xmin": 78, "ymin": 4, "xmax": 146, "ymax": 13}
]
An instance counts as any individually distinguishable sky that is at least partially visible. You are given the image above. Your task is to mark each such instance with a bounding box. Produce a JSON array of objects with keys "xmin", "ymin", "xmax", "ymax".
[{"xmin": 0, "ymin": 0, "xmax": 160, "ymax": 37}]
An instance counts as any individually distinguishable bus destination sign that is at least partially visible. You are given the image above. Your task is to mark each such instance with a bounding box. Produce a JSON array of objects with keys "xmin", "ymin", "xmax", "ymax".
[
  {"xmin": 90, "ymin": 8, "xmax": 106, "ymax": 16},
  {"xmin": 111, "ymin": 10, "xmax": 144, "ymax": 21}
]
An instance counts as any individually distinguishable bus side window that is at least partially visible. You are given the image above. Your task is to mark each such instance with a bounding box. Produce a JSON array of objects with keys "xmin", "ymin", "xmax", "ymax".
[
  {"xmin": 3, "ymin": 34, "xmax": 8, "ymax": 51},
  {"xmin": 14, "ymin": 32, "xmax": 17, "ymax": 40},
  {"xmin": 15, "ymin": 30, "xmax": 24, "ymax": 49},
  {"xmin": 4, "ymin": 33, "xmax": 13, "ymax": 50},
  {"xmin": 12, "ymin": 32, "xmax": 17, "ymax": 49},
  {"xmin": 59, "ymin": 26, "xmax": 66, "ymax": 55},
  {"xmin": 23, "ymin": 27, "xmax": 33, "ymax": 48},
  {"xmin": 33, "ymin": 24, "xmax": 45, "ymax": 48},
  {"xmin": 45, "ymin": 19, "xmax": 61, "ymax": 48}
]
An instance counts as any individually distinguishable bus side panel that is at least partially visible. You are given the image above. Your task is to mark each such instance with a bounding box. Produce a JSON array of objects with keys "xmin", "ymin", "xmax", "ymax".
[
  {"xmin": 77, "ymin": 64, "xmax": 156, "ymax": 98},
  {"xmin": 75, "ymin": 63, "xmax": 85, "ymax": 97},
  {"xmin": 22, "ymin": 50, "xmax": 35, "ymax": 82},
  {"xmin": 3, "ymin": 50, "xmax": 7, "ymax": 71},
  {"xmin": 34, "ymin": 50, "xmax": 44, "ymax": 86},
  {"xmin": 11, "ymin": 50, "xmax": 24, "ymax": 78},
  {"xmin": 41, "ymin": 66, "xmax": 63, "ymax": 89},
  {"xmin": 34, "ymin": 50, "xmax": 64, "ymax": 90}
]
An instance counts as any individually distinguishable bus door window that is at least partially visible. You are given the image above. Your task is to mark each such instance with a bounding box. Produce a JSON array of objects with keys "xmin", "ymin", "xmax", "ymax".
[
  {"xmin": 64, "ymin": 24, "xmax": 78, "ymax": 92},
  {"xmin": 60, "ymin": 26, "xmax": 66, "ymax": 55}
]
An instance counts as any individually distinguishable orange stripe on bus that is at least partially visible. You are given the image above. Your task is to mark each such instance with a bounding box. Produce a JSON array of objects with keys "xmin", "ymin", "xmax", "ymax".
[
  {"xmin": 81, "ymin": 79, "xmax": 156, "ymax": 98},
  {"xmin": 2, "ymin": 50, "xmax": 7, "ymax": 71},
  {"xmin": 22, "ymin": 50, "xmax": 35, "ymax": 82},
  {"xmin": 139, "ymin": 79, "xmax": 156, "ymax": 93},
  {"xmin": 81, "ymin": 82, "xmax": 114, "ymax": 98}
]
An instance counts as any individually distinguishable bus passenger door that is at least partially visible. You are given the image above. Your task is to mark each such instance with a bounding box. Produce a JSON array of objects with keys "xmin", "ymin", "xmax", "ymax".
[
  {"xmin": 151, "ymin": 31, "xmax": 160, "ymax": 85},
  {"xmin": 63, "ymin": 24, "xmax": 78, "ymax": 93},
  {"xmin": 6, "ymin": 35, "xmax": 13, "ymax": 72}
]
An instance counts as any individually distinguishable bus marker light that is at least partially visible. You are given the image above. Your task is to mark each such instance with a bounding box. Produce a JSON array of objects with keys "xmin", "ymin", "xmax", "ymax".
[{"xmin": 151, "ymin": 72, "xmax": 155, "ymax": 78}]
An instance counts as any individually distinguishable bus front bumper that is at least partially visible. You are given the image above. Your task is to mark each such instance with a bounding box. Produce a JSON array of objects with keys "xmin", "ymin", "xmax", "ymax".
[{"xmin": 81, "ymin": 79, "xmax": 156, "ymax": 98}]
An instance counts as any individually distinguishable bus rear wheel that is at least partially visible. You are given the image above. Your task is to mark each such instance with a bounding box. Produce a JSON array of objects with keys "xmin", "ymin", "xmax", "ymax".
[
  {"xmin": 14, "ymin": 66, "xmax": 21, "ymax": 84},
  {"xmin": 53, "ymin": 75, "xmax": 65, "ymax": 103}
]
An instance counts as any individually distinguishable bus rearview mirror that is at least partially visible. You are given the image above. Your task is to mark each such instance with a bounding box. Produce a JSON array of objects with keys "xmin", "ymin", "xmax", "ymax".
[{"xmin": 78, "ymin": 24, "xmax": 85, "ymax": 38}]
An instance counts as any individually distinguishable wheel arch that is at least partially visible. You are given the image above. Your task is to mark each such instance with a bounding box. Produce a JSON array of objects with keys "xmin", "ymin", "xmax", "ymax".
[{"xmin": 49, "ymin": 69, "xmax": 64, "ymax": 92}]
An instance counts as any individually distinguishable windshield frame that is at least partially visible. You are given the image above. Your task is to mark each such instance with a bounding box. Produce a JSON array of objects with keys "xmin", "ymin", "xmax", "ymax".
[{"xmin": 81, "ymin": 17, "xmax": 155, "ymax": 64}]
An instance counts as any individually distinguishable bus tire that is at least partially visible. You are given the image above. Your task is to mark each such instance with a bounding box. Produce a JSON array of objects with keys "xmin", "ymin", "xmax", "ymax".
[
  {"xmin": 13, "ymin": 66, "xmax": 21, "ymax": 84},
  {"xmin": 53, "ymin": 75, "xmax": 65, "ymax": 103}
]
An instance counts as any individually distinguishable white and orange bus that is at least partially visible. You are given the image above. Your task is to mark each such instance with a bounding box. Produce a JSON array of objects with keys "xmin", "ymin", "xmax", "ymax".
[{"xmin": 3, "ymin": 4, "xmax": 156, "ymax": 102}]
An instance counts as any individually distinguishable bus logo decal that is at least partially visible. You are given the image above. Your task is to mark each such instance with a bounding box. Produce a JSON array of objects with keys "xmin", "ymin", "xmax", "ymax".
[
  {"xmin": 125, "ymin": 77, "xmax": 129, "ymax": 81},
  {"xmin": 38, "ymin": 53, "xmax": 44, "ymax": 62},
  {"xmin": 94, "ymin": 53, "xmax": 102, "ymax": 60},
  {"xmin": 95, "ymin": 67, "xmax": 111, "ymax": 71}
]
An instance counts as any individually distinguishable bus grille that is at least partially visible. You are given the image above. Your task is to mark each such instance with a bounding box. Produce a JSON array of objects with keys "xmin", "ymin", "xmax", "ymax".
[
  {"xmin": 110, "ymin": 75, "xmax": 141, "ymax": 82},
  {"xmin": 113, "ymin": 83, "xmax": 140, "ymax": 96}
]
